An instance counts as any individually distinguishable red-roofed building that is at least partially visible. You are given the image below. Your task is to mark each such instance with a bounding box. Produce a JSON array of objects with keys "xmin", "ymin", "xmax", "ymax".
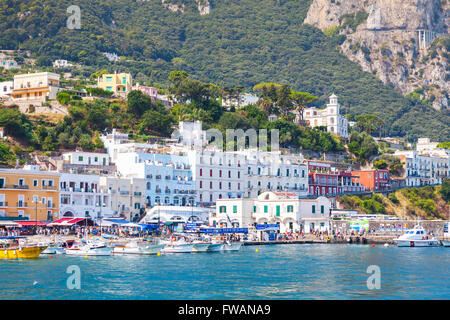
[{"xmin": 351, "ymin": 169, "xmax": 390, "ymax": 191}]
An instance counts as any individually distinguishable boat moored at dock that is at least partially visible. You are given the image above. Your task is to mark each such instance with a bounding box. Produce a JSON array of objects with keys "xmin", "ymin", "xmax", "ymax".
[
  {"xmin": 0, "ymin": 237, "xmax": 47, "ymax": 259},
  {"xmin": 394, "ymin": 225, "xmax": 440, "ymax": 247}
]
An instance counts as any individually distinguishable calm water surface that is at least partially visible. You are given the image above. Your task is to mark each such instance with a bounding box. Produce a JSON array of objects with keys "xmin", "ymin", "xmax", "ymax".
[{"xmin": 0, "ymin": 244, "xmax": 449, "ymax": 299}]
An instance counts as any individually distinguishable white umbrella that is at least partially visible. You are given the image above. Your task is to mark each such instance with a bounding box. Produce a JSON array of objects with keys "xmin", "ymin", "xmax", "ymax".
[{"xmin": 0, "ymin": 221, "xmax": 19, "ymax": 227}]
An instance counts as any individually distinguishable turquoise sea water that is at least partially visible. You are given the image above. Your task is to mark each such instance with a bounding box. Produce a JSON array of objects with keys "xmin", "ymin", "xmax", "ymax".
[{"xmin": 0, "ymin": 244, "xmax": 449, "ymax": 300}]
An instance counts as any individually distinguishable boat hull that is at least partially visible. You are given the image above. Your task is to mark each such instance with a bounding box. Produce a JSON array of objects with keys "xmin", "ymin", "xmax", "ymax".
[
  {"xmin": 113, "ymin": 244, "xmax": 165, "ymax": 255},
  {"xmin": 441, "ymin": 240, "xmax": 450, "ymax": 247},
  {"xmin": 66, "ymin": 246, "xmax": 113, "ymax": 256},
  {"xmin": 192, "ymin": 243, "xmax": 210, "ymax": 252},
  {"xmin": 223, "ymin": 243, "xmax": 242, "ymax": 251},
  {"xmin": 161, "ymin": 244, "xmax": 194, "ymax": 253},
  {"xmin": 0, "ymin": 246, "xmax": 47, "ymax": 259},
  {"xmin": 207, "ymin": 243, "xmax": 224, "ymax": 252},
  {"xmin": 395, "ymin": 240, "xmax": 440, "ymax": 247}
]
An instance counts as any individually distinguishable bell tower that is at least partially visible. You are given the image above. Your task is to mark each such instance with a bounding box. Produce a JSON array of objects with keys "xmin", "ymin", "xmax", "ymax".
[{"xmin": 327, "ymin": 93, "xmax": 339, "ymax": 115}]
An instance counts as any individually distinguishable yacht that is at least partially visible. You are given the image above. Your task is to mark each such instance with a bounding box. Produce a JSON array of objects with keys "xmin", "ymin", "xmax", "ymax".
[
  {"xmin": 192, "ymin": 240, "xmax": 211, "ymax": 252},
  {"xmin": 394, "ymin": 225, "xmax": 440, "ymax": 247},
  {"xmin": 222, "ymin": 241, "xmax": 242, "ymax": 251},
  {"xmin": 112, "ymin": 240, "xmax": 165, "ymax": 255},
  {"xmin": 207, "ymin": 240, "xmax": 224, "ymax": 252},
  {"xmin": 65, "ymin": 240, "xmax": 113, "ymax": 256},
  {"xmin": 160, "ymin": 238, "xmax": 194, "ymax": 253}
]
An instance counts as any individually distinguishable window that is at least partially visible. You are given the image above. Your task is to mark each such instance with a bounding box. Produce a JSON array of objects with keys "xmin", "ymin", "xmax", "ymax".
[
  {"xmin": 312, "ymin": 205, "xmax": 316, "ymax": 214},
  {"xmin": 228, "ymin": 171, "xmax": 231, "ymax": 178},
  {"xmin": 78, "ymin": 156, "xmax": 83, "ymax": 161},
  {"xmin": 199, "ymin": 181, "xmax": 202, "ymax": 188},
  {"xmin": 219, "ymin": 170, "xmax": 222, "ymax": 178},
  {"xmin": 33, "ymin": 180, "xmax": 38, "ymax": 187},
  {"xmin": 238, "ymin": 172, "xmax": 240, "ymax": 178},
  {"xmin": 18, "ymin": 178, "xmax": 24, "ymax": 186},
  {"xmin": 209, "ymin": 181, "xmax": 213, "ymax": 189},
  {"xmin": 276, "ymin": 205, "xmax": 280, "ymax": 216},
  {"xmin": 106, "ymin": 76, "xmax": 112, "ymax": 82},
  {"xmin": 94, "ymin": 157, "xmax": 98, "ymax": 162},
  {"xmin": 321, "ymin": 205, "xmax": 324, "ymax": 214},
  {"xmin": 264, "ymin": 205, "xmax": 268, "ymax": 213},
  {"xmin": 200, "ymin": 169, "xmax": 202, "ymax": 176},
  {"xmin": 48, "ymin": 180, "xmax": 53, "ymax": 187},
  {"xmin": 210, "ymin": 169, "xmax": 212, "ymax": 177},
  {"xmin": 233, "ymin": 205, "xmax": 237, "ymax": 213},
  {"xmin": 219, "ymin": 206, "xmax": 226, "ymax": 213},
  {"xmin": 253, "ymin": 206, "xmax": 256, "ymax": 213},
  {"xmin": 287, "ymin": 205, "xmax": 293, "ymax": 213}
]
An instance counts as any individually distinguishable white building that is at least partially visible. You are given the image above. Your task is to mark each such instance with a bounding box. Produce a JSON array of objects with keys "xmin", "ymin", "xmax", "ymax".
[
  {"xmin": 62, "ymin": 151, "xmax": 110, "ymax": 166},
  {"xmin": 222, "ymin": 94, "xmax": 258, "ymax": 108},
  {"xmin": 394, "ymin": 150, "xmax": 449, "ymax": 186},
  {"xmin": 12, "ymin": 72, "xmax": 61, "ymax": 102},
  {"xmin": 59, "ymin": 173, "xmax": 113, "ymax": 219},
  {"xmin": 0, "ymin": 81, "xmax": 13, "ymax": 100},
  {"xmin": 300, "ymin": 94, "xmax": 349, "ymax": 138},
  {"xmin": 139, "ymin": 205, "xmax": 211, "ymax": 225},
  {"xmin": 213, "ymin": 191, "xmax": 331, "ymax": 234},
  {"xmin": 53, "ymin": 59, "xmax": 73, "ymax": 68},
  {"xmin": 99, "ymin": 176, "xmax": 146, "ymax": 221},
  {"xmin": 0, "ymin": 53, "xmax": 20, "ymax": 70}
]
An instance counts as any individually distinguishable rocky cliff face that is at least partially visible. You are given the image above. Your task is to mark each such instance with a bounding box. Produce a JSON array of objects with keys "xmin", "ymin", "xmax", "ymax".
[{"xmin": 305, "ymin": 0, "xmax": 449, "ymax": 111}]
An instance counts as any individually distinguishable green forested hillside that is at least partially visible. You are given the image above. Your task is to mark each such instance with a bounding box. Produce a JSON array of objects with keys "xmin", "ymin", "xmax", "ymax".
[{"xmin": 0, "ymin": 0, "xmax": 449, "ymax": 141}]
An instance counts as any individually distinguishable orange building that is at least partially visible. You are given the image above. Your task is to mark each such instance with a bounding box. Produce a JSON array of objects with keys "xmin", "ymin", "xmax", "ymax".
[
  {"xmin": 351, "ymin": 169, "xmax": 390, "ymax": 191},
  {"xmin": 0, "ymin": 167, "xmax": 60, "ymax": 221}
]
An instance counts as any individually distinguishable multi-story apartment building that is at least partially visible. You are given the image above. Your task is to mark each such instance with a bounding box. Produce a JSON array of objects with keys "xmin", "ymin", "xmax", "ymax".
[
  {"xmin": 12, "ymin": 72, "xmax": 61, "ymax": 103},
  {"xmin": 351, "ymin": 170, "xmax": 390, "ymax": 191},
  {"xmin": 97, "ymin": 72, "xmax": 132, "ymax": 98},
  {"xmin": 0, "ymin": 166, "xmax": 60, "ymax": 221},
  {"xmin": 394, "ymin": 150, "xmax": 449, "ymax": 186},
  {"xmin": 131, "ymin": 83, "xmax": 158, "ymax": 98},
  {"xmin": 213, "ymin": 191, "xmax": 331, "ymax": 233},
  {"xmin": 241, "ymin": 149, "xmax": 309, "ymax": 199},
  {"xmin": 59, "ymin": 172, "xmax": 113, "ymax": 219},
  {"xmin": 99, "ymin": 176, "xmax": 146, "ymax": 221},
  {"xmin": 308, "ymin": 161, "xmax": 365, "ymax": 196},
  {"xmin": 299, "ymin": 94, "xmax": 349, "ymax": 138}
]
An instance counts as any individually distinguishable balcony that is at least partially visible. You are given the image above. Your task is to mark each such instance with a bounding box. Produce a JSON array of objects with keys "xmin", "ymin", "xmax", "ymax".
[
  {"xmin": 119, "ymin": 191, "xmax": 130, "ymax": 195},
  {"xmin": 0, "ymin": 201, "xmax": 7, "ymax": 207},
  {"xmin": 134, "ymin": 192, "xmax": 142, "ymax": 196},
  {"xmin": 17, "ymin": 201, "xmax": 28, "ymax": 207},
  {"xmin": 42, "ymin": 185, "xmax": 57, "ymax": 190}
]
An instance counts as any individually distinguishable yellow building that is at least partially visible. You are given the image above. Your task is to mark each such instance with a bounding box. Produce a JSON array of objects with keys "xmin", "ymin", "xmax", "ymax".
[
  {"xmin": 97, "ymin": 72, "xmax": 132, "ymax": 98},
  {"xmin": 12, "ymin": 72, "xmax": 61, "ymax": 103},
  {"xmin": 0, "ymin": 167, "xmax": 60, "ymax": 221}
]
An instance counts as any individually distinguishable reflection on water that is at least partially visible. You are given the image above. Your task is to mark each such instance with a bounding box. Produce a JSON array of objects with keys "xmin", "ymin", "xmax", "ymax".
[{"xmin": 0, "ymin": 244, "xmax": 448, "ymax": 300}]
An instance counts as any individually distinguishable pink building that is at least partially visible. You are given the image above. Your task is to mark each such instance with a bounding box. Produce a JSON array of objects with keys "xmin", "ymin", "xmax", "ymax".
[{"xmin": 132, "ymin": 84, "xmax": 158, "ymax": 99}]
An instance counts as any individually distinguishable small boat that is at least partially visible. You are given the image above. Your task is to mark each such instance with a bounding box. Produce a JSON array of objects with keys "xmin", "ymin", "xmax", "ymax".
[
  {"xmin": 113, "ymin": 241, "xmax": 165, "ymax": 255},
  {"xmin": 394, "ymin": 225, "xmax": 440, "ymax": 247},
  {"xmin": 192, "ymin": 241, "xmax": 211, "ymax": 252},
  {"xmin": 65, "ymin": 240, "xmax": 112, "ymax": 256},
  {"xmin": 222, "ymin": 242, "xmax": 242, "ymax": 251},
  {"xmin": 441, "ymin": 240, "xmax": 450, "ymax": 247},
  {"xmin": 207, "ymin": 240, "xmax": 224, "ymax": 252},
  {"xmin": 160, "ymin": 239, "xmax": 194, "ymax": 253},
  {"xmin": 0, "ymin": 237, "xmax": 47, "ymax": 259}
]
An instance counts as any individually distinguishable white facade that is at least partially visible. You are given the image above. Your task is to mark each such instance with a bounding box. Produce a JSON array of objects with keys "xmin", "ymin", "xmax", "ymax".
[
  {"xmin": 301, "ymin": 94, "xmax": 349, "ymax": 138},
  {"xmin": 59, "ymin": 173, "xmax": 113, "ymax": 219},
  {"xmin": 0, "ymin": 81, "xmax": 13, "ymax": 99},
  {"xmin": 394, "ymin": 150, "xmax": 449, "ymax": 186},
  {"xmin": 416, "ymin": 138, "xmax": 439, "ymax": 153},
  {"xmin": 12, "ymin": 72, "xmax": 61, "ymax": 102},
  {"xmin": 214, "ymin": 192, "xmax": 331, "ymax": 233},
  {"xmin": 62, "ymin": 152, "xmax": 110, "ymax": 166},
  {"xmin": 53, "ymin": 59, "xmax": 73, "ymax": 68},
  {"xmin": 140, "ymin": 205, "xmax": 210, "ymax": 224}
]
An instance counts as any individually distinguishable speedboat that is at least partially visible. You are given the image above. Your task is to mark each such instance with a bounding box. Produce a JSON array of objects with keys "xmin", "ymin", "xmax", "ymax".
[
  {"xmin": 0, "ymin": 237, "xmax": 47, "ymax": 259},
  {"xmin": 192, "ymin": 240, "xmax": 211, "ymax": 252},
  {"xmin": 160, "ymin": 239, "xmax": 194, "ymax": 254},
  {"xmin": 65, "ymin": 240, "xmax": 112, "ymax": 256},
  {"xmin": 207, "ymin": 240, "xmax": 224, "ymax": 252},
  {"xmin": 222, "ymin": 241, "xmax": 242, "ymax": 251},
  {"xmin": 113, "ymin": 241, "xmax": 165, "ymax": 255},
  {"xmin": 394, "ymin": 225, "xmax": 440, "ymax": 247},
  {"xmin": 442, "ymin": 223, "xmax": 450, "ymax": 247}
]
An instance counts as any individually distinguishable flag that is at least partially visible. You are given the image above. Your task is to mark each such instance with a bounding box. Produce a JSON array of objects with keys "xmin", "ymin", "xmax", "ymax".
[{"xmin": 226, "ymin": 214, "xmax": 232, "ymax": 225}]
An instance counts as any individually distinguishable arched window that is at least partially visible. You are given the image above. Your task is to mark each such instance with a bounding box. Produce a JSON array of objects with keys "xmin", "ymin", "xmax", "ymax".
[
  {"xmin": 174, "ymin": 197, "xmax": 179, "ymax": 205},
  {"xmin": 155, "ymin": 196, "xmax": 161, "ymax": 203},
  {"xmin": 164, "ymin": 197, "xmax": 170, "ymax": 204}
]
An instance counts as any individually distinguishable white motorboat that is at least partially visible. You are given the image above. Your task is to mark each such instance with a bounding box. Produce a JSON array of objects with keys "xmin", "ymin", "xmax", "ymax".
[
  {"xmin": 113, "ymin": 241, "xmax": 165, "ymax": 255},
  {"xmin": 394, "ymin": 225, "xmax": 440, "ymax": 247},
  {"xmin": 65, "ymin": 240, "xmax": 113, "ymax": 256},
  {"xmin": 40, "ymin": 242, "xmax": 57, "ymax": 255},
  {"xmin": 192, "ymin": 241, "xmax": 211, "ymax": 252},
  {"xmin": 222, "ymin": 242, "xmax": 242, "ymax": 251},
  {"xmin": 160, "ymin": 239, "xmax": 194, "ymax": 253},
  {"xmin": 207, "ymin": 241, "xmax": 224, "ymax": 252},
  {"xmin": 442, "ymin": 223, "xmax": 449, "ymax": 247}
]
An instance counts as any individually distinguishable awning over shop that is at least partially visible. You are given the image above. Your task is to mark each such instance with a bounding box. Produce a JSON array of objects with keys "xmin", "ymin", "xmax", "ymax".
[
  {"xmin": 0, "ymin": 221, "xmax": 20, "ymax": 227},
  {"xmin": 100, "ymin": 219, "xmax": 131, "ymax": 227},
  {"xmin": 61, "ymin": 218, "xmax": 85, "ymax": 226},
  {"xmin": 47, "ymin": 218, "xmax": 74, "ymax": 226},
  {"xmin": 16, "ymin": 221, "xmax": 46, "ymax": 227}
]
